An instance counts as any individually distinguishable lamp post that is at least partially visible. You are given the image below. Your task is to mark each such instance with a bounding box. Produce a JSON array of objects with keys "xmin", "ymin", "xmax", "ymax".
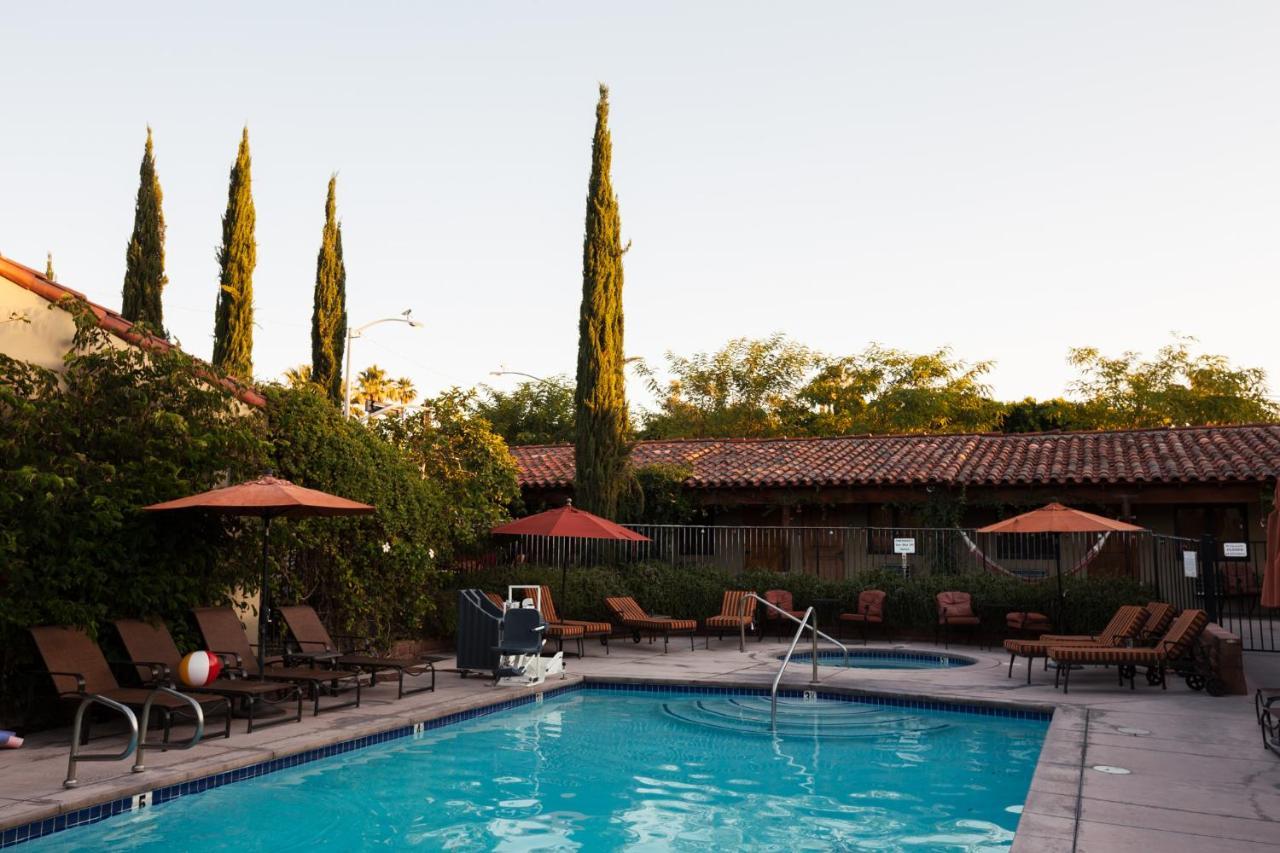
[
  {"xmin": 343, "ymin": 310, "xmax": 422, "ymax": 419},
  {"xmin": 489, "ymin": 368, "xmax": 552, "ymax": 384}
]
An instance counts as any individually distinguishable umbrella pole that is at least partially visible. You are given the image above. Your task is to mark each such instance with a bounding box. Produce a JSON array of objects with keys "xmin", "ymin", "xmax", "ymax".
[{"xmin": 259, "ymin": 516, "xmax": 272, "ymax": 677}]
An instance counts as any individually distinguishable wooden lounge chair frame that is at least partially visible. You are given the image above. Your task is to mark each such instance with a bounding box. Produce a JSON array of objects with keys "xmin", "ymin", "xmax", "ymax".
[
  {"xmin": 604, "ymin": 596, "xmax": 696, "ymax": 653},
  {"xmin": 28, "ymin": 625, "xmax": 232, "ymax": 745},
  {"xmin": 113, "ymin": 619, "xmax": 303, "ymax": 734},
  {"xmin": 278, "ymin": 605, "xmax": 442, "ymax": 699},
  {"xmin": 192, "ymin": 607, "xmax": 364, "ymax": 715}
]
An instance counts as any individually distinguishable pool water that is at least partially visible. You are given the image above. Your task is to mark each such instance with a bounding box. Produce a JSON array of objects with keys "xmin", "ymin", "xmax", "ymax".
[
  {"xmin": 790, "ymin": 649, "xmax": 977, "ymax": 669},
  {"xmin": 28, "ymin": 688, "xmax": 1046, "ymax": 851}
]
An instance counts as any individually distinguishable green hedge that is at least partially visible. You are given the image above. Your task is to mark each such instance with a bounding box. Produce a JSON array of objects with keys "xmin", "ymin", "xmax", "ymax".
[{"xmin": 444, "ymin": 561, "xmax": 1156, "ymax": 638}]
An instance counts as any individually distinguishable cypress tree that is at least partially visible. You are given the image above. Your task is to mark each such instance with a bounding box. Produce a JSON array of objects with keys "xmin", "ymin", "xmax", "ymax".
[
  {"xmin": 310, "ymin": 176, "xmax": 347, "ymax": 402},
  {"xmin": 212, "ymin": 127, "xmax": 256, "ymax": 381},
  {"xmin": 573, "ymin": 84, "xmax": 631, "ymax": 518},
  {"xmin": 121, "ymin": 127, "xmax": 168, "ymax": 331},
  {"xmin": 45, "ymin": 252, "xmax": 56, "ymax": 282}
]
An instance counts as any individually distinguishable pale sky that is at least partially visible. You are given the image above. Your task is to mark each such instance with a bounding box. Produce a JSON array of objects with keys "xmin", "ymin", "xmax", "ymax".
[{"xmin": 3, "ymin": 2, "xmax": 1278, "ymax": 410}]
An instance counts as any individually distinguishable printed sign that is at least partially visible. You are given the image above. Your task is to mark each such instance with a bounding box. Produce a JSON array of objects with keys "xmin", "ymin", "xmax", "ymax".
[
  {"xmin": 1223, "ymin": 542, "xmax": 1248, "ymax": 558},
  {"xmin": 1182, "ymin": 551, "xmax": 1198, "ymax": 578},
  {"xmin": 893, "ymin": 537, "xmax": 916, "ymax": 555}
]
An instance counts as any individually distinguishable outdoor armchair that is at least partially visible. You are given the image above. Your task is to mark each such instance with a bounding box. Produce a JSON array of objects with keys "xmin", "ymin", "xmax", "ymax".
[
  {"xmin": 839, "ymin": 590, "xmax": 886, "ymax": 643},
  {"xmin": 935, "ymin": 592, "xmax": 980, "ymax": 649},
  {"xmin": 760, "ymin": 590, "xmax": 806, "ymax": 642},
  {"xmin": 278, "ymin": 605, "xmax": 443, "ymax": 699}
]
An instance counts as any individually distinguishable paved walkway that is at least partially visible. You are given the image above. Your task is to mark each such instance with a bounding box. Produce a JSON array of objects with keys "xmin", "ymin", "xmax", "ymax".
[{"xmin": 2, "ymin": 636, "xmax": 1278, "ymax": 852}]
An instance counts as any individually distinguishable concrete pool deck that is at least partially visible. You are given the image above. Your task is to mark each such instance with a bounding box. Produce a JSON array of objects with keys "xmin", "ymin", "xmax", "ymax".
[{"xmin": 2, "ymin": 637, "xmax": 1277, "ymax": 851}]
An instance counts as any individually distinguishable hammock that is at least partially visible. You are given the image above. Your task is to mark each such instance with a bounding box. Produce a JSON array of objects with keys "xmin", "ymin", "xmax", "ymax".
[{"xmin": 958, "ymin": 531, "xmax": 1112, "ymax": 582}]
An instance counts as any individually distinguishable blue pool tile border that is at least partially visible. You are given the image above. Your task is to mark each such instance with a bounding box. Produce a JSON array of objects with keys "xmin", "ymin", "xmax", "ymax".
[
  {"xmin": 0, "ymin": 678, "xmax": 1046, "ymax": 847},
  {"xmin": 787, "ymin": 649, "xmax": 977, "ymax": 667}
]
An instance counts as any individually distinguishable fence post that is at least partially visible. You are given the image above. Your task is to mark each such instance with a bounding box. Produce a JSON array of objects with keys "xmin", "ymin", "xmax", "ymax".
[
  {"xmin": 1199, "ymin": 534, "xmax": 1220, "ymax": 625},
  {"xmin": 1148, "ymin": 534, "xmax": 1161, "ymax": 599}
]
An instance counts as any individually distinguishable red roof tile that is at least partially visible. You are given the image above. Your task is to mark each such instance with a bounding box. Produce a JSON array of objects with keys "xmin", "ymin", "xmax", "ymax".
[
  {"xmin": 0, "ymin": 254, "xmax": 266, "ymax": 407},
  {"xmin": 511, "ymin": 425, "xmax": 1280, "ymax": 490}
]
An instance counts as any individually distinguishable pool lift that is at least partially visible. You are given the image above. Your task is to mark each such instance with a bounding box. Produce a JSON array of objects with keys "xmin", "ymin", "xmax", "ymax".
[{"xmin": 456, "ymin": 587, "xmax": 564, "ymax": 686}]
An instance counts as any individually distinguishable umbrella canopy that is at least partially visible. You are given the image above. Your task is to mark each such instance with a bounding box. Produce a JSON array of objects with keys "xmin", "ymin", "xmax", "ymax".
[
  {"xmin": 144, "ymin": 475, "xmax": 374, "ymax": 518},
  {"xmin": 491, "ymin": 503, "xmax": 650, "ymax": 542},
  {"xmin": 145, "ymin": 475, "xmax": 375, "ymax": 674},
  {"xmin": 1263, "ymin": 482, "xmax": 1280, "ymax": 609},
  {"xmin": 976, "ymin": 502, "xmax": 1145, "ymax": 534}
]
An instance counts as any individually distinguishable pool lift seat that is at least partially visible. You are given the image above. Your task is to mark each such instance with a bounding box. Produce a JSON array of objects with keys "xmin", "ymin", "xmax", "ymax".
[{"xmin": 493, "ymin": 601, "xmax": 563, "ymax": 686}]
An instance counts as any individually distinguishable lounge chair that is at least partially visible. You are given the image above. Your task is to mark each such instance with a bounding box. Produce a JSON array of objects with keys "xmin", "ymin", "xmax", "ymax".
[
  {"xmin": 604, "ymin": 596, "xmax": 697, "ymax": 653},
  {"xmin": 278, "ymin": 605, "xmax": 443, "ymax": 699},
  {"xmin": 113, "ymin": 619, "xmax": 302, "ymax": 733},
  {"xmin": 703, "ymin": 590, "xmax": 757, "ymax": 649},
  {"xmin": 1002, "ymin": 604, "xmax": 1149, "ymax": 683},
  {"xmin": 1049, "ymin": 609, "xmax": 1210, "ymax": 693},
  {"xmin": 759, "ymin": 589, "xmax": 805, "ymax": 642},
  {"xmin": 935, "ymin": 591, "xmax": 980, "ymax": 648},
  {"xmin": 1138, "ymin": 602, "xmax": 1176, "ymax": 643},
  {"xmin": 1257, "ymin": 689, "xmax": 1280, "ymax": 754},
  {"xmin": 838, "ymin": 590, "xmax": 886, "ymax": 643},
  {"xmin": 28, "ymin": 626, "xmax": 231, "ymax": 744},
  {"xmin": 192, "ymin": 607, "xmax": 364, "ymax": 714},
  {"xmin": 513, "ymin": 585, "xmax": 611, "ymax": 656}
]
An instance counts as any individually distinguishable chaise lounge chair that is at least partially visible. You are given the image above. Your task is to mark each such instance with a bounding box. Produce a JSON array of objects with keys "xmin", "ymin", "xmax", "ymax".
[
  {"xmin": 113, "ymin": 619, "xmax": 303, "ymax": 733},
  {"xmin": 513, "ymin": 586, "xmax": 611, "ymax": 656},
  {"xmin": 192, "ymin": 607, "xmax": 364, "ymax": 714},
  {"xmin": 1049, "ymin": 609, "xmax": 1210, "ymax": 693},
  {"xmin": 1002, "ymin": 604, "xmax": 1149, "ymax": 684},
  {"xmin": 703, "ymin": 590, "xmax": 757, "ymax": 650},
  {"xmin": 29, "ymin": 625, "xmax": 231, "ymax": 744},
  {"xmin": 278, "ymin": 605, "xmax": 443, "ymax": 699},
  {"xmin": 1137, "ymin": 602, "xmax": 1176, "ymax": 643},
  {"xmin": 1257, "ymin": 688, "xmax": 1280, "ymax": 755},
  {"xmin": 604, "ymin": 596, "xmax": 697, "ymax": 653},
  {"xmin": 839, "ymin": 590, "xmax": 887, "ymax": 644}
]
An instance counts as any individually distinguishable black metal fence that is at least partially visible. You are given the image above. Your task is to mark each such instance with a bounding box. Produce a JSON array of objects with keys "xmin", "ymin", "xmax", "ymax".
[{"xmin": 482, "ymin": 524, "xmax": 1277, "ymax": 652}]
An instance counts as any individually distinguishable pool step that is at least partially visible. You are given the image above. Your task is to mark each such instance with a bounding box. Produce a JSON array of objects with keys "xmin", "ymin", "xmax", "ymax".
[{"xmin": 661, "ymin": 697, "xmax": 949, "ymax": 739}]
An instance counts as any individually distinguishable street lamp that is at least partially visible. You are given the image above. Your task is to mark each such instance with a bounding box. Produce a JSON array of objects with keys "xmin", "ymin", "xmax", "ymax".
[
  {"xmin": 489, "ymin": 368, "xmax": 553, "ymax": 384},
  {"xmin": 343, "ymin": 310, "xmax": 423, "ymax": 419}
]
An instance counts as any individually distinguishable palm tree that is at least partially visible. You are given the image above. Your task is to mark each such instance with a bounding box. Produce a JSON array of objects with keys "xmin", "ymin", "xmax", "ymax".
[
  {"xmin": 284, "ymin": 364, "xmax": 313, "ymax": 389},
  {"xmin": 391, "ymin": 377, "xmax": 417, "ymax": 407},
  {"xmin": 355, "ymin": 365, "xmax": 391, "ymax": 411}
]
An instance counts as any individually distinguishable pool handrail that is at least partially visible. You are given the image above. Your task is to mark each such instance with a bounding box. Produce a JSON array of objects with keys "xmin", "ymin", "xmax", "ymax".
[
  {"xmin": 741, "ymin": 593, "xmax": 849, "ymax": 668},
  {"xmin": 133, "ymin": 686, "xmax": 205, "ymax": 773},
  {"xmin": 771, "ymin": 607, "xmax": 816, "ymax": 730},
  {"xmin": 65, "ymin": 694, "xmax": 140, "ymax": 788}
]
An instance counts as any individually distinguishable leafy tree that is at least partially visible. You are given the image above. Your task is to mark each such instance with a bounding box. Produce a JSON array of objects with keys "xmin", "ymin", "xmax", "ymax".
[
  {"xmin": 1068, "ymin": 335, "xmax": 1279, "ymax": 428},
  {"xmin": 574, "ymin": 84, "xmax": 633, "ymax": 519},
  {"xmin": 44, "ymin": 252, "xmax": 55, "ymax": 282},
  {"xmin": 999, "ymin": 397, "xmax": 1091, "ymax": 433},
  {"xmin": 212, "ymin": 127, "xmax": 256, "ymax": 381},
  {"xmin": 284, "ymin": 364, "xmax": 313, "ymax": 389},
  {"xmin": 637, "ymin": 334, "xmax": 815, "ymax": 438},
  {"xmin": 0, "ymin": 303, "xmax": 268, "ymax": 708},
  {"xmin": 474, "ymin": 376, "xmax": 576, "ymax": 445},
  {"xmin": 801, "ymin": 344, "xmax": 1002, "ymax": 435},
  {"xmin": 121, "ymin": 126, "xmax": 168, "ymax": 333},
  {"xmin": 310, "ymin": 176, "xmax": 347, "ymax": 403}
]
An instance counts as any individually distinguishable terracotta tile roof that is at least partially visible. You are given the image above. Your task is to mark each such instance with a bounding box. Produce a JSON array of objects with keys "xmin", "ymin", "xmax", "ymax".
[
  {"xmin": 0, "ymin": 254, "xmax": 266, "ymax": 407},
  {"xmin": 511, "ymin": 425, "xmax": 1280, "ymax": 490}
]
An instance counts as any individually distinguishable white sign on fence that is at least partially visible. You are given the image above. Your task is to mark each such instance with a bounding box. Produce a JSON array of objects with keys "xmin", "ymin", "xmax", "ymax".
[
  {"xmin": 893, "ymin": 537, "xmax": 916, "ymax": 555},
  {"xmin": 1223, "ymin": 542, "xmax": 1248, "ymax": 558},
  {"xmin": 1182, "ymin": 551, "xmax": 1198, "ymax": 578}
]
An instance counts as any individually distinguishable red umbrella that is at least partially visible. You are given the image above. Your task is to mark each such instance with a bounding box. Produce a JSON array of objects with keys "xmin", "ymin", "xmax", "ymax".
[
  {"xmin": 145, "ymin": 476, "xmax": 375, "ymax": 674},
  {"xmin": 1262, "ymin": 482, "xmax": 1280, "ymax": 609},
  {"xmin": 492, "ymin": 502, "xmax": 649, "ymax": 598},
  {"xmin": 978, "ymin": 503, "xmax": 1145, "ymax": 634}
]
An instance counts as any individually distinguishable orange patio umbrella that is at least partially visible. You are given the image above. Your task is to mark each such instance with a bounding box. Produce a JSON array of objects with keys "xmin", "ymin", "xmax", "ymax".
[
  {"xmin": 145, "ymin": 476, "xmax": 375, "ymax": 674},
  {"xmin": 491, "ymin": 501, "xmax": 649, "ymax": 598},
  {"xmin": 1263, "ymin": 482, "xmax": 1280, "ymax": 609},
  {"xmin": 978, "ymin": 503, "xmax": 1145, "ymax": 632}
]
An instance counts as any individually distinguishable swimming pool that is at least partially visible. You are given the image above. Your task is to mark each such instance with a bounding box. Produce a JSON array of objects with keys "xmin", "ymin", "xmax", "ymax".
[
  {"xmin": 23, "ymin": 686, "xmax": 1046, "ymax": 850},
  {"xmin": 789, "ymin": 649, "xmax": 977, "ymax": 669}
]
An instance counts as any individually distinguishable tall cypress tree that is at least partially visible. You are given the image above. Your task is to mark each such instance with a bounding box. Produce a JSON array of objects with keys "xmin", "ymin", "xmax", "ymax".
[
  {"xmin": 45, "ymin": 252, "xmax": 56, "ymax": 282},
  {"xmin": 310, "ymin": 176, "xmax": 347, "ymax": 402},
  {"xmin": 212, "ymin": 127, "xmax": 256, "ymax": 381},
  {"xmin": 573, "ymin": 84, "xmax": 631, "ymax": 518},
  {"xmin": 121, "ymin": 126, "xmax": 168, "ymax": 331}
]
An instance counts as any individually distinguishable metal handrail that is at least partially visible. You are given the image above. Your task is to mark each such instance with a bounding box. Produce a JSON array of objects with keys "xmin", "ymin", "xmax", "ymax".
[
  {"xmin": 771, "ymin": 607, "xmax": 814, "ymax": 729},
  {"xmin": 133, "ymin": 687, "xmax": 205, "ymax": 773},
  {"xmin": 740, "ymin": 593, "xmax": 849, "ymax": 667},
  {"xmin": 66, "ymin": 695, "xmax": 140, "ymax": 788}
]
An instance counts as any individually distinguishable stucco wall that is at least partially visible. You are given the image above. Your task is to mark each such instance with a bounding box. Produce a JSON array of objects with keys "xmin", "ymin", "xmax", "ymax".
[{"xmin": 0, "ymin": 278, "xmax": 128, "ymax": 369}]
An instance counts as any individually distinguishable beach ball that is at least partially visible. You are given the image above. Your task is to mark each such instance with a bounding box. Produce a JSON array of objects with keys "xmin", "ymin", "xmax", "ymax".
[{"xmin": 178, "ymin": 651, "xmax": 222, "ymax": 687}]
